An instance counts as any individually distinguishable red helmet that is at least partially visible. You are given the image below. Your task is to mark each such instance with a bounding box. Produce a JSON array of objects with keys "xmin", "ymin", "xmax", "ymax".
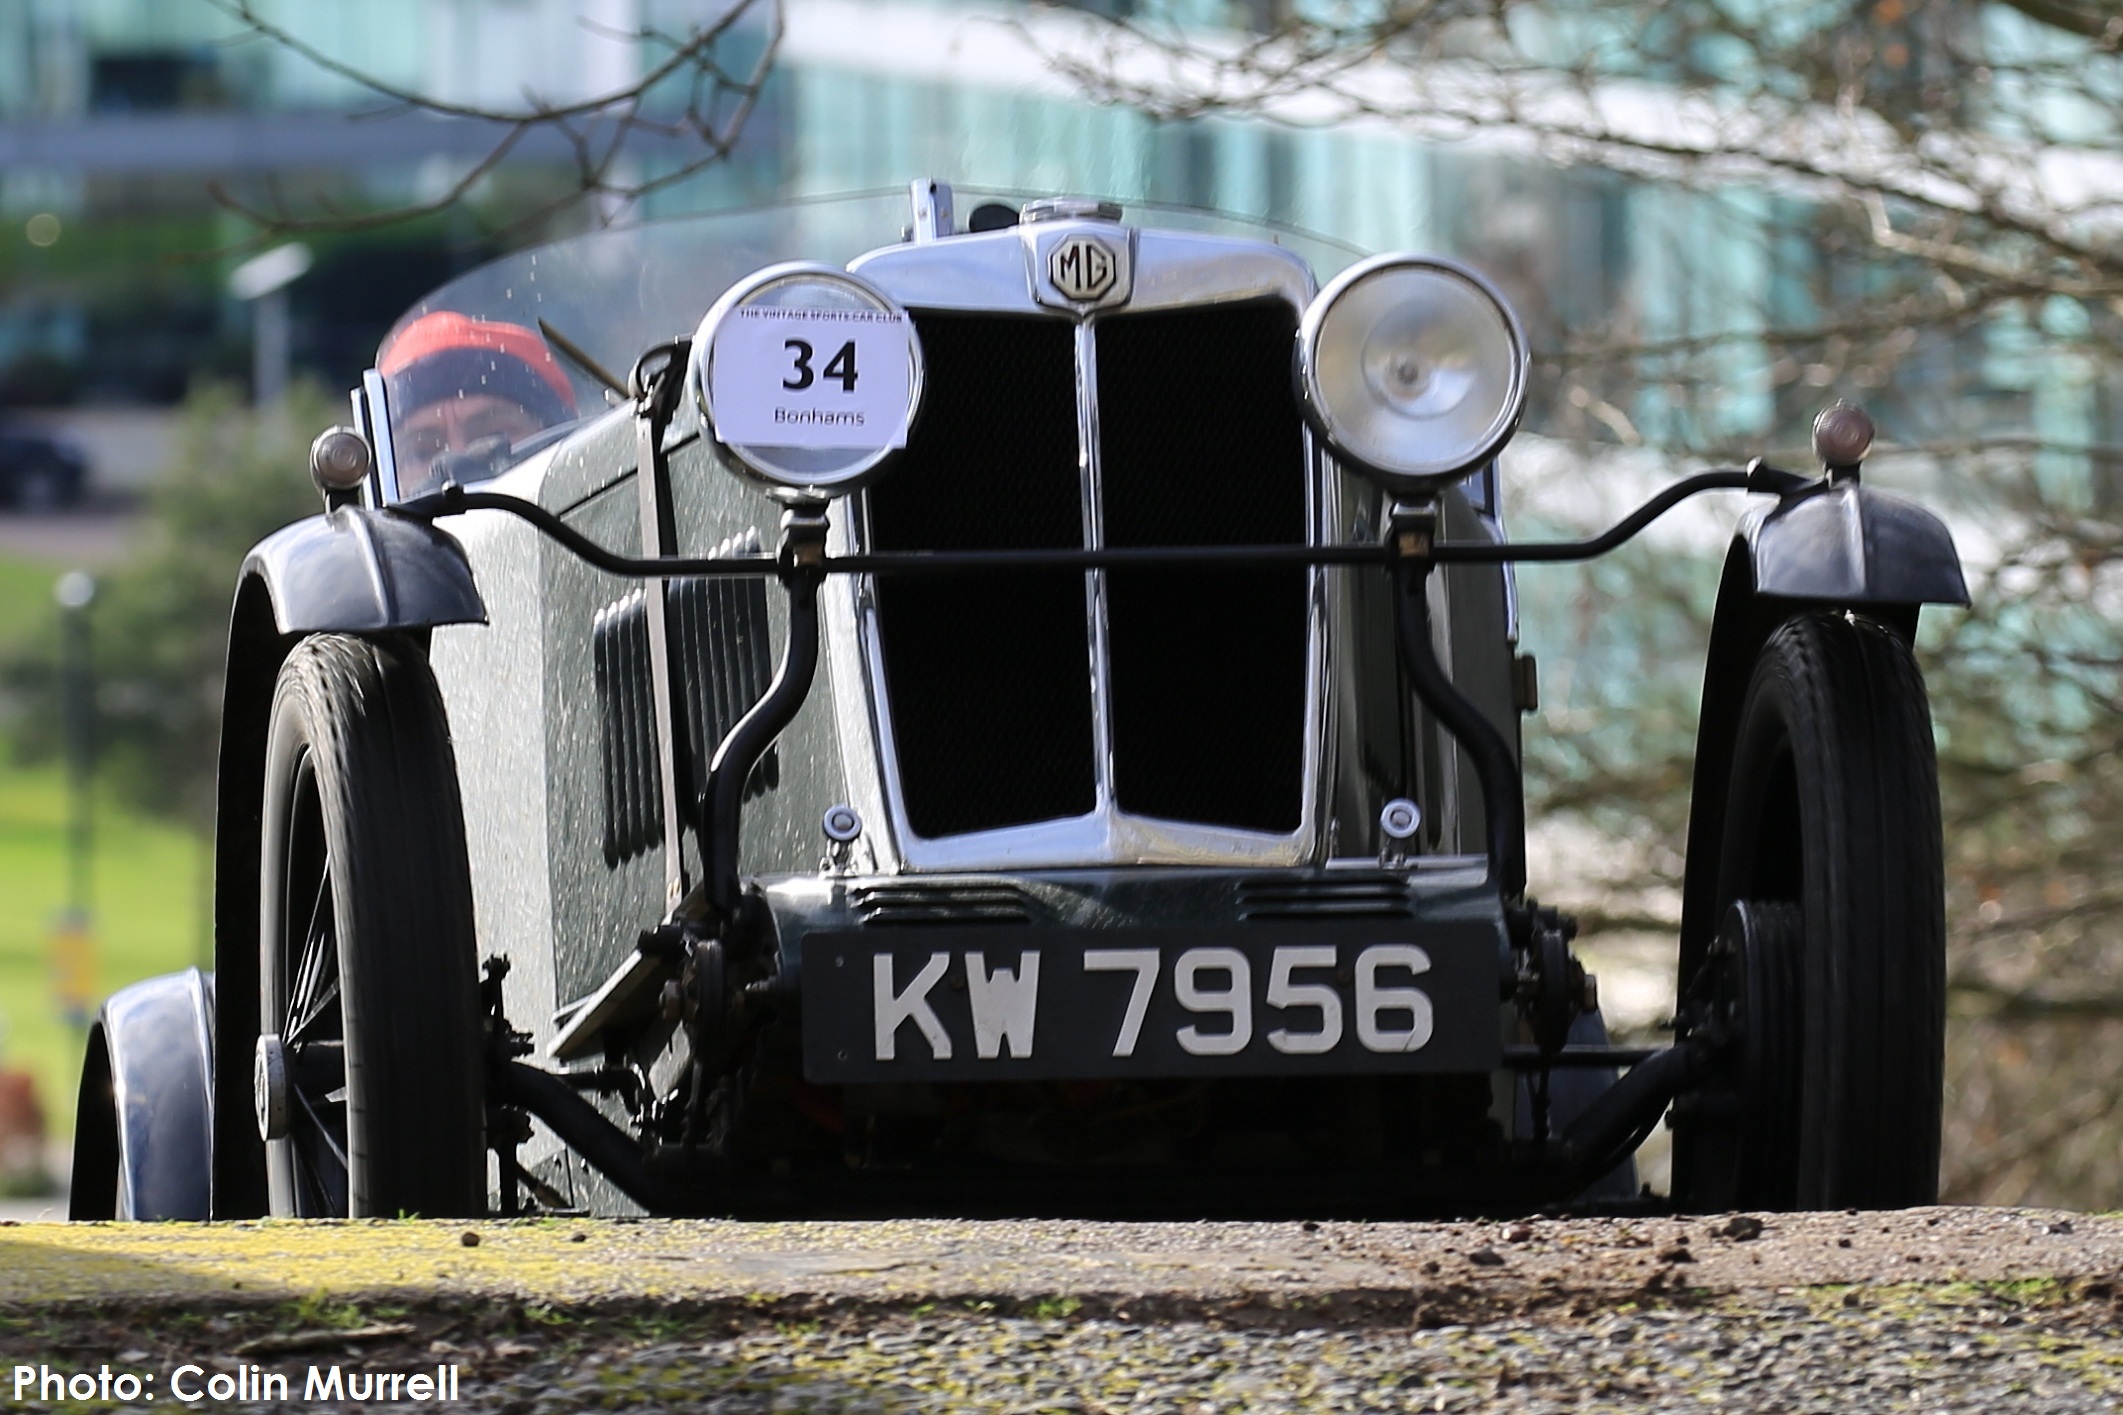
[{"xmin": 379, "ymin": 312, "xmax": 578, "ymax": 426}]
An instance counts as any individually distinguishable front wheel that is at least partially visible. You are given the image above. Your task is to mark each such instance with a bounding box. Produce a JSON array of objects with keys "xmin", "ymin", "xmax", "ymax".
[
  {"xmin": 1673, "ymin": 611, "xmax": 1945, "ymax": 1211},
  {"xmin": 258, "ymin": 634, "xmax": 485, "ymax": 1217}
]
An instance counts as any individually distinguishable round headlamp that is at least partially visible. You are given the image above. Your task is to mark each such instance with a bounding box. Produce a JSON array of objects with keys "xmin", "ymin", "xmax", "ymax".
[
  {"xmin": 1297, "ymin": 255, "xmax": 1528, "ymax": 493},
  {"xmin": 691, "ymin": 263, "xmax": 924, "ymax": 502}
]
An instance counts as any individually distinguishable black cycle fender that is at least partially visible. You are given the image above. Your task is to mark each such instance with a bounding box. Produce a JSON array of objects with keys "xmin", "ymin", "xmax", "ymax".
[
  {"xmin": 241, "ymin": 507, "xmax": 485, "ymax": 636},
  {"xmin": 72, "ymin": 969, "xmax": 216, "ymax": 1220},
  {"xmin": 1742, "ymin": 481, "xmax": 1967, "ymax": 608},
  {"xmin": 1679, "ymin": 484, "xmax": 1965, "ymax": 986}
]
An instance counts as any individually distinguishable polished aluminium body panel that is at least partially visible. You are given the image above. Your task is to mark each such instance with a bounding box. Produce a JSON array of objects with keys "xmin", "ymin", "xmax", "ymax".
[{"xmin": 432, "ymin": 409, "xmax": 857, "ymax": 1030}]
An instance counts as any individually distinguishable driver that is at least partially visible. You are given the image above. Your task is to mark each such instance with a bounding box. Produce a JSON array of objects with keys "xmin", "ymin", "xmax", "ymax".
[{"xmin": 379, "ymin": 311, "xmax": 578, "ymax": 495}]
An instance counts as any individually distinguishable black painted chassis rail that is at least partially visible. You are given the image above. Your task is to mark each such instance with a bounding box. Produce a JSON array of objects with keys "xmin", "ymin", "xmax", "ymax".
[{"xmin": 394, "ymin": 469, "xmax": 1761, "ymax": 579}]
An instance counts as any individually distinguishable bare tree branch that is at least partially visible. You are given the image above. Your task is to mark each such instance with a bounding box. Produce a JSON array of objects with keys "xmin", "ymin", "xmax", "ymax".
[
  {"xmin": 1992, "ymin": 0, "xmax": 2122, "ymax": 45},
  {"xmin": 1950, "ymin": 976, "xmax": 2123, "ymax": 1020},
  {"xmin": 202, "ymin": 0, "xmax": 783, "ymax": 243},
  {"xmin": 1026, "ymin": 1, "xmax": 2123, "ymax": 293}
]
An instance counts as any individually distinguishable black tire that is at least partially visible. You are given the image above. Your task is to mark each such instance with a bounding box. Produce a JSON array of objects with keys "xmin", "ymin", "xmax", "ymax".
[
  {"xmin": 69, "ymin": 1028, "xmax": 122, "ymax": 1220},
  {"xmin": 1674, "ymin": 611, "xmax": 1945, "ymax": 1210},
  {"xmin": 258, "ymin": 634, "xmax": 484, "ymax": 1217}
]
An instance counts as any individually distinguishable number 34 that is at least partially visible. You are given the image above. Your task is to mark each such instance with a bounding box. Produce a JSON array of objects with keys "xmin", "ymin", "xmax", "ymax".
[{"xmin": 783, "ymin": 338, "xmax": 858, "ymax": 392}]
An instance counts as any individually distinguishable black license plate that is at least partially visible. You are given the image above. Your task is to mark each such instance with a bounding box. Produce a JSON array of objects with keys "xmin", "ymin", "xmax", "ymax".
[{"xmin": 801, "ymin": 921, "xmax": 1501, "ymax": 1082}]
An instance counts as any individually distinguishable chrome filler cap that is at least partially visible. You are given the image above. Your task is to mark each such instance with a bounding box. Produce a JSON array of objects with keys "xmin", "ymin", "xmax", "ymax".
[{"xmin": 1021, "ymin": 196, "xmax": 1123, "ymax": 224}]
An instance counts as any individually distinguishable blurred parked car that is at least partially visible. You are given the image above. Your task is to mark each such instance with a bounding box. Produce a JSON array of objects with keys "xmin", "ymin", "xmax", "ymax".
[{"xmin": 0, "ymin": 424, "xmax": 88, "ymax": 508}]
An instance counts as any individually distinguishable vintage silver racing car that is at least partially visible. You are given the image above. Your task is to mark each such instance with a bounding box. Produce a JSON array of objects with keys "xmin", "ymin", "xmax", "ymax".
[{"xmin": 72, "ymin": 183, "xmax": 1966, "ymax": 1220}]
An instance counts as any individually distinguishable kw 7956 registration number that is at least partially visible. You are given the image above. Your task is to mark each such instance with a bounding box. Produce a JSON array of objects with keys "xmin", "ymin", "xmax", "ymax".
[{"xmin": 800, "ymin": 922, "xmax": 1502, "ymax": 1082}]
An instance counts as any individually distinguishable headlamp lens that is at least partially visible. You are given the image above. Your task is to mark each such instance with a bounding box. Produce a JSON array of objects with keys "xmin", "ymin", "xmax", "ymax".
[{"xmin": 1302, "ymin": 257, "xmax": 1527, "ymax": 489}]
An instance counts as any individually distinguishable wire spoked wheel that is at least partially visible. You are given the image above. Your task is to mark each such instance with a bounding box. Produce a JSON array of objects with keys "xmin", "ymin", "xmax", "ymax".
[
  {"xmin": 1671, "ymin": 899, "xmax": 1803, "ymax": 1211},
  {"xmin": 260, "ymin": 748, "xmax": 351, "ymax": 1214},
  {"xmin": 257, "ymin": 634, "xmax": 485, "ymax": 1218}
]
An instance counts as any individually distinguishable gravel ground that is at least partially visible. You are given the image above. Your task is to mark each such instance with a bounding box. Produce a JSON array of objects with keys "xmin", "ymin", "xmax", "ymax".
[
  {"xmin": 446, "ymin": 1298, "xmax": 2123, "ymax": 1414},
  {"xmin": 3, "ymin": 1209, "xmax": 2119, "ymax": 1411}
]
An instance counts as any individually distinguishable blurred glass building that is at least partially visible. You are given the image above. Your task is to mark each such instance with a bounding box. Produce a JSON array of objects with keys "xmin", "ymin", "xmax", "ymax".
[
  {"xmin": 0, "ymin": 0, "xmax": 2112, "ymax": 497},
  {"xmin": 0, "ymin": 0, "xmax": 726, "ymax": 402}
]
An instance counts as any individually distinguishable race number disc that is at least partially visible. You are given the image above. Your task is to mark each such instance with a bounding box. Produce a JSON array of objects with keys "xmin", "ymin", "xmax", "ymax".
[{"xmin": 692, "ymin": 264, "xmax": 924, "ymax": 500}]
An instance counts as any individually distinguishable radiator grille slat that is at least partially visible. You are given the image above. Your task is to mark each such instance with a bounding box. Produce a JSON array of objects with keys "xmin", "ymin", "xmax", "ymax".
[
  {"xmin": 852, "ymin": 881, "xmax": 1033, "ymax": 927},
  {"xmin": 1238, "ymin": 873, "xmax": 1414, "ymax": 921},
  {"xmin": 670, "ymin": 529, "xmax": 779, "ymax": 814},
  {"xmin": 593, "ymin": 544, "xmax": 777, "ymax": 867},
  {"xmin": 592, "ymin": 597, "xmax": 644, "ymax": 863},
  {"xmin": 1097, "ymin": 300, "xmax": 1309, "ymax": 834},
  {"xmin": 867, "ymin": 312, "xmax": 1094, "ymax": 838},
  {"xmin": 593, "ymin": 588, "xmax": 660, "ymax": 864}
]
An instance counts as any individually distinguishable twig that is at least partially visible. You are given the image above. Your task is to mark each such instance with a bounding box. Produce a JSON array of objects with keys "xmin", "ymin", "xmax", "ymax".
[
  {"xmin": 199, "ymin": 0, "xmax": 783, "ymax": 243},
  {"xmin": 231, "ymin": 1323, "xmax": 417, "ymax": 1358}
]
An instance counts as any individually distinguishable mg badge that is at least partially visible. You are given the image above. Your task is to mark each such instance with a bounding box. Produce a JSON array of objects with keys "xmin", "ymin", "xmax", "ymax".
[
  {"xmin": 1049, "ymin": 236, "xmax": 1119, "ymax": 303},
  {"xmin": 1028, "ymin": 226, "xmax": 1132, "ymax": 311}
]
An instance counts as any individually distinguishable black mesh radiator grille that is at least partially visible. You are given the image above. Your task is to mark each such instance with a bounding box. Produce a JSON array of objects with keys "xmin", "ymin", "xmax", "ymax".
[
  {"xmin": 866, "ymin": 312, "xmax": 1094, "ymax": 838},
  {"xmin": 1097, "ymin": 300, "xmax": 1308, "ymax": 833},
  {"xmin": 593, "ymin": 545, "xmax": 778, "ymax": 866},
  {"xmin": 864, "ymin": 301, "xmax": 1309, "ymax": 842}
]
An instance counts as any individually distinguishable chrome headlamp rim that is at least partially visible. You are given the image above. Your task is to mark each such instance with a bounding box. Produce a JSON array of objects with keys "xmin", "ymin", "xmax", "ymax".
[
  {"xmin": 1296, "ymin": 252, "xmax": 1529, "ymax": 493},
  {"xmin": 690, "ymin": 261, "xmax": 925, "ymax": 503}
]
